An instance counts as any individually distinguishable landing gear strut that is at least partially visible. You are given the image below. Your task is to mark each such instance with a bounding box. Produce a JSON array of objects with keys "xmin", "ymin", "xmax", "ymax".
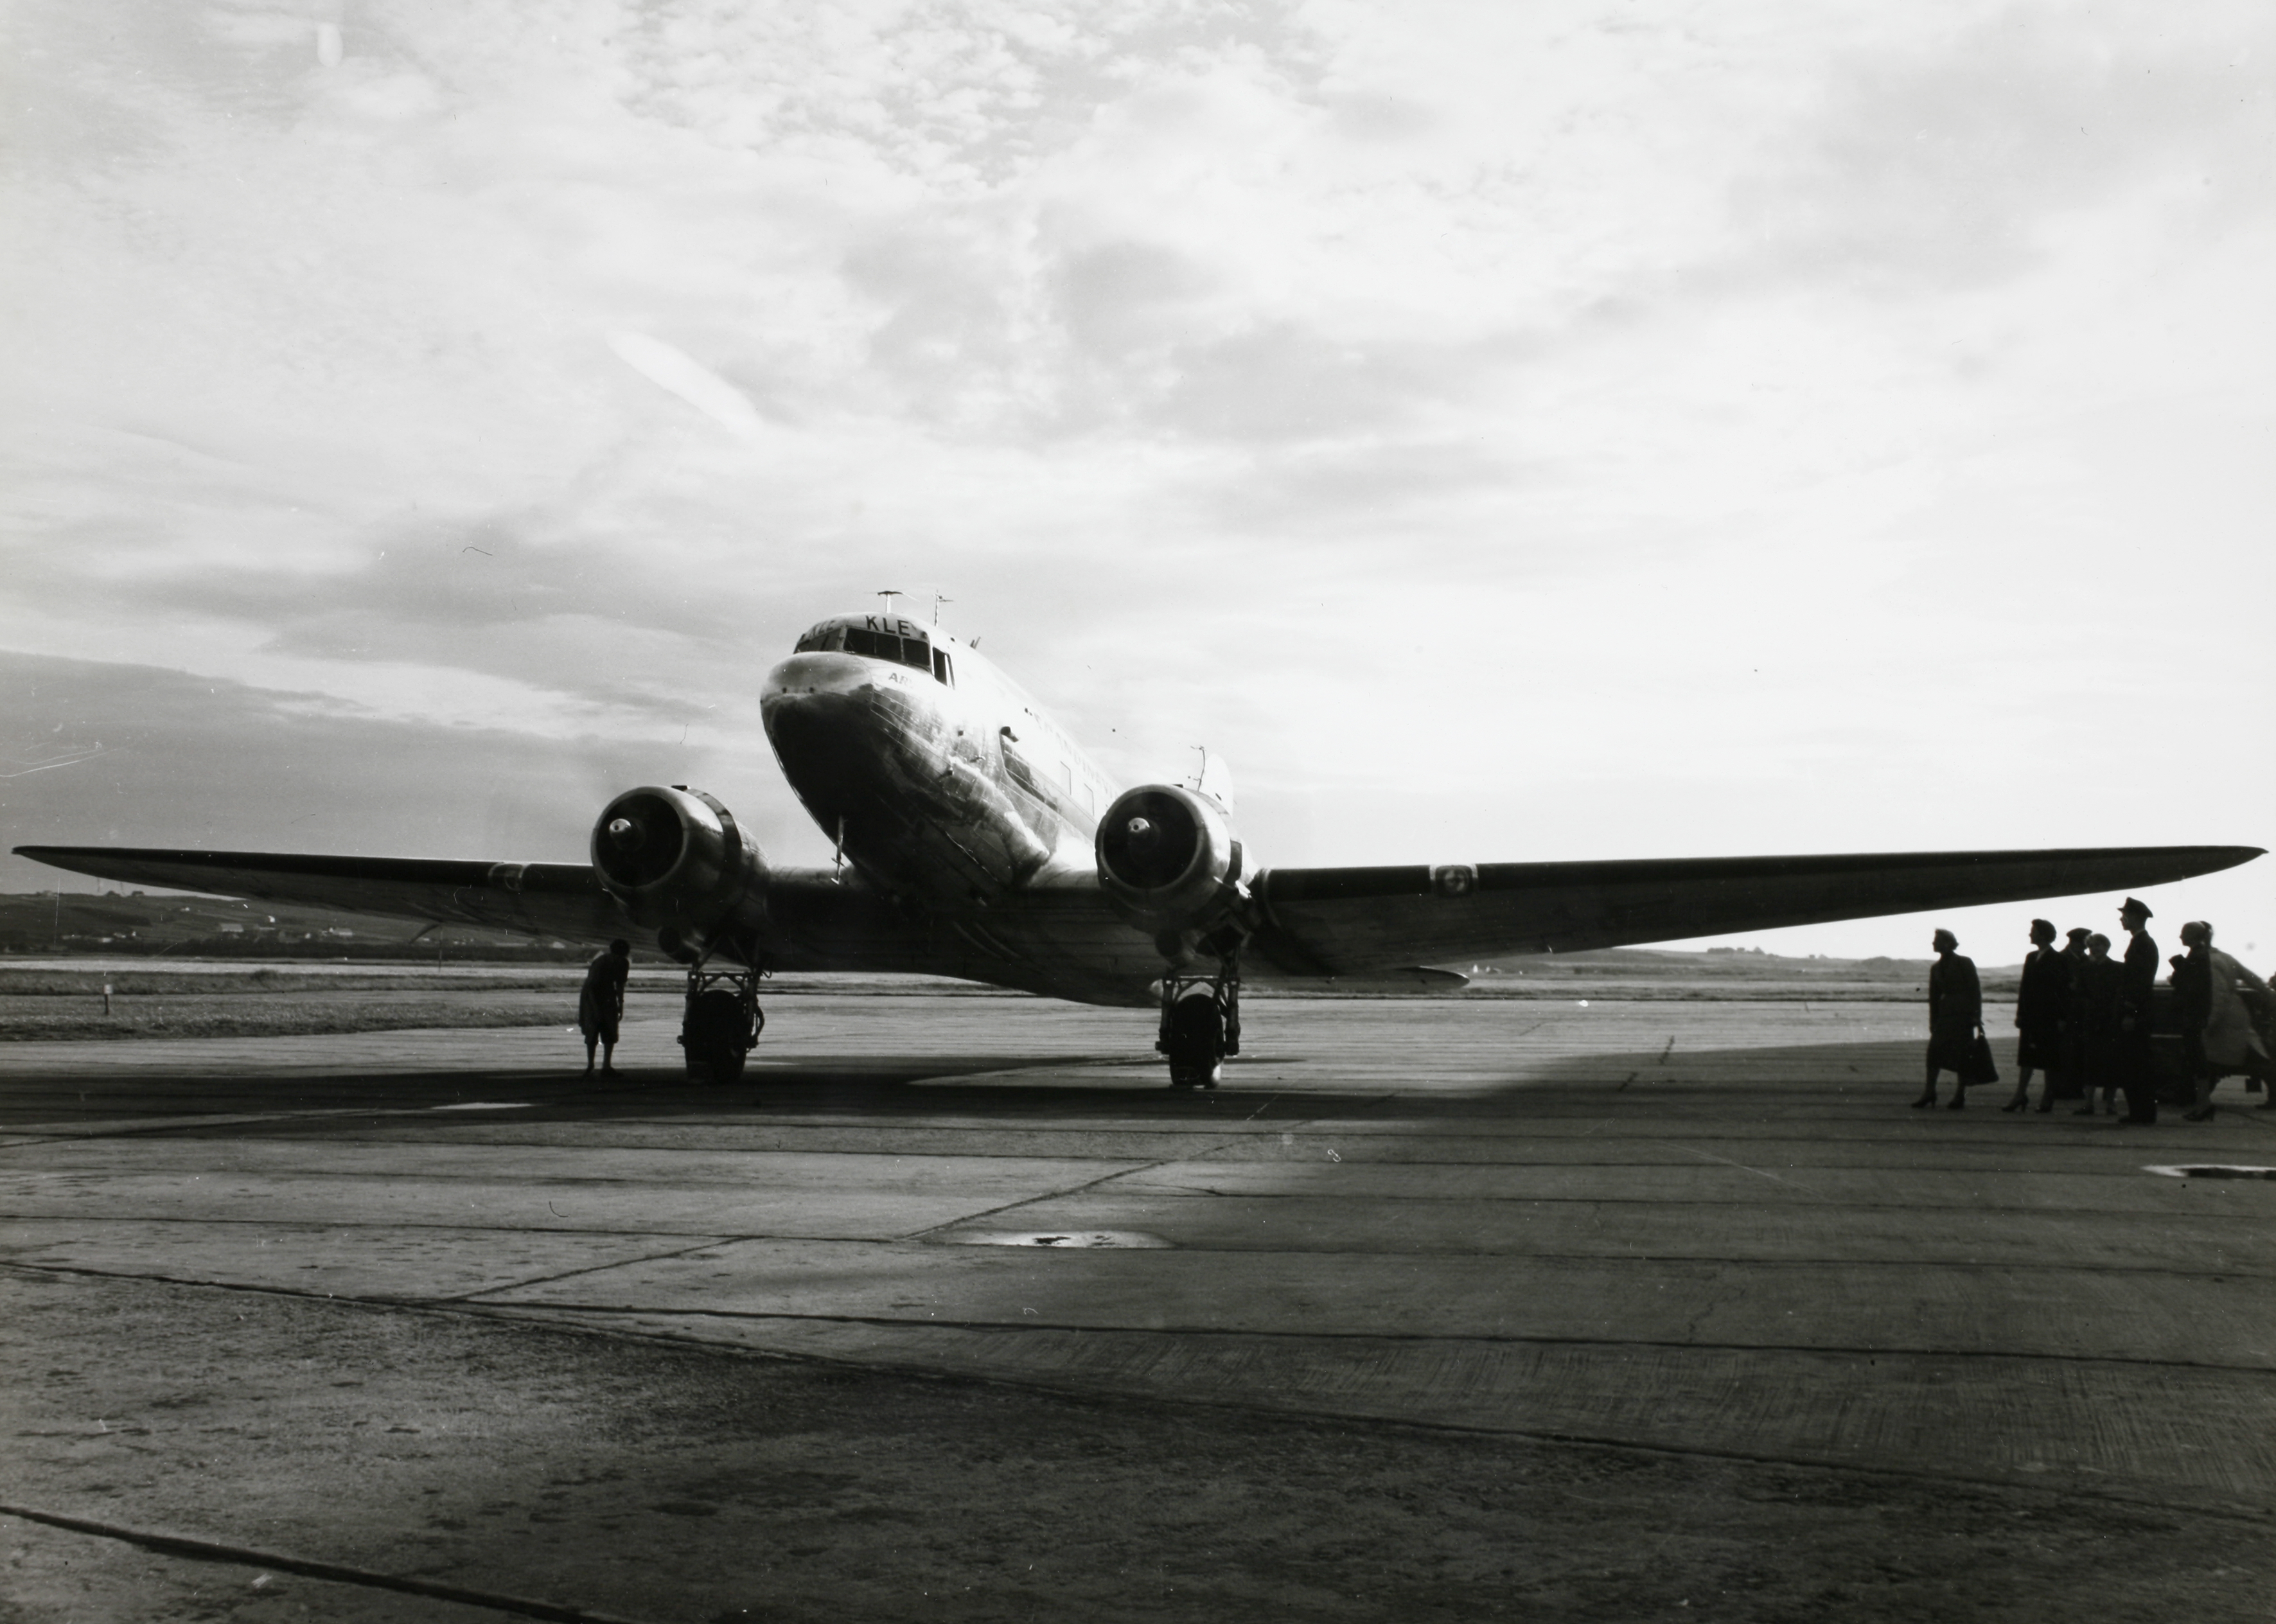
[
  {"xmin": 1158, "ymin": 962, "xmax": 1240, "ymax": 1090},
  {"xmin": 680, "ymin": 957, "xmax": 765, "ymax": 1085}
]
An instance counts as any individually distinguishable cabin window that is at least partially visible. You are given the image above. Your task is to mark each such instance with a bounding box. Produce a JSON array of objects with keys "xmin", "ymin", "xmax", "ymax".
[{"xmin": 1001, "ymin": 742, "xmax": 1036, "ymax": 795}]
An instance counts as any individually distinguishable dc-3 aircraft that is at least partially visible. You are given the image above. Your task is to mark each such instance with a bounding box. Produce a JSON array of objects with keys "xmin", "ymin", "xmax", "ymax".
[{"xmin": 17, "ymin": 610, "xmax": 2264, "ymax": 1085}]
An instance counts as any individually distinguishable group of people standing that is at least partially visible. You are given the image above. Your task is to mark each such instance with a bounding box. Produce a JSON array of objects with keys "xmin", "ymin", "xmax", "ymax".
[{"xmin": 1917, "ymin": 899, "xmax": 2272, "ymax": 1123}]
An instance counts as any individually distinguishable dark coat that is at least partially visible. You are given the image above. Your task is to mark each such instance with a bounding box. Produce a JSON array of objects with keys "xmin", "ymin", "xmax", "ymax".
[
  {"xmin": 2015, "ymin": 946, "xmax": 2071, "ymax": 1034},
  {"xmin": 2078, "ymin": 955, "xmax": 2124, "ymax": 1088},
  {"xmin": 2173, "ymin": 946, "xmax": 2213, "ymax": 1033},
  {"xmin": 2120, "ymin": 931, "xmax": 2160, "ymax": 1027},
  {"xmin": 1928, "ymin": 953, "xmax": 1982, "ymax": 1039}
]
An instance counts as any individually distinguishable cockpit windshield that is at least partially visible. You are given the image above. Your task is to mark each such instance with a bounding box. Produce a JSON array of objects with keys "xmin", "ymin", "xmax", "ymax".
[{"xmin": 792, "ymin": 619, "xmax": 941, "ymax": 678}]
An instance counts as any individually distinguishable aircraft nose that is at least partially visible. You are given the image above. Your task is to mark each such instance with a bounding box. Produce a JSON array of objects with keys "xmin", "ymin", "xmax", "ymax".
[
  {"xmin": 761, "ymin": 652, "xmax": 874, "ymax": 708},
  {"xmin": 762, "ymin": 651, "xmax": 945, "ymax": 779}
]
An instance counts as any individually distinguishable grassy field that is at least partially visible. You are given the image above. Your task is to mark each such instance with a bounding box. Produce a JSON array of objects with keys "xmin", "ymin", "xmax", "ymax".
[
  {"xmin": 0, "ymin": 948, "xmax": 1979, "ymax": 1042},
  {"xmin": 0, "ymin": 965, "xmax": 1029, "ymax": 1042}
]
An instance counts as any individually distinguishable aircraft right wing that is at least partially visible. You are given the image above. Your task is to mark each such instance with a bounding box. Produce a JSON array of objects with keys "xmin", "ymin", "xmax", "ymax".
[{"xmin": 1243, "ymin": 844, "xmax": 2264, "ymax": 975}]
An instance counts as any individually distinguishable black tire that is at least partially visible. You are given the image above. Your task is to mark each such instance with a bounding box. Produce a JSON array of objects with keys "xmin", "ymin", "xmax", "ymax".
[
  {"xmin": 698, "ymin": 1043, "xmax": 746, "ymax": 1086},
  {"xmin": 684, "ymin": 989, "xmax": 750, "ymax": 1086}
]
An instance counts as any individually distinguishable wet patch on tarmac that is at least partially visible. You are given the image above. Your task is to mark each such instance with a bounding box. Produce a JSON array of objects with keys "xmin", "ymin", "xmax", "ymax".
[{"xmin": 943, "ymin": 1229, "xmax": 1173, "ymax": 1248}]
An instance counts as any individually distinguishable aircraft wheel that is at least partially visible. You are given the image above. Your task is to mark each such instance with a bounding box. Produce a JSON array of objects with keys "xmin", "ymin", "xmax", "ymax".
[
  {"xmin": 685, "ymin": 989, "xmax": 750, "ymax": 1086},
  {"xmin": 700, "ymin": 1045, "xmax": 746, "ymax": 1086}
]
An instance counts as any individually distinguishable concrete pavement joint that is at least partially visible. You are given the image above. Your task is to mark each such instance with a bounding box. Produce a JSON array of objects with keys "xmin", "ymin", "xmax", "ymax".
[
  {"xmin": 439, "ymin": 1305, "xmax": 2276, "ymax": 1528},
  {"xmin": 0, "ymin": 1505, "xmax": 657, "ymax": 1624},
  {"xmin": 428, "ymin": 1236, "xmax": 750, "ymax": 1302},
  {"xmin": 1645, "ymin": 1138, "xmax": 1831, "ymax": 1198},
  {"xmin": 450, "ymin": 1297, "xmax": 2276, "ymax": 1375},
  {"xmin": 14, "ymin": 1261, "xmax": 2273, "ymax": 1531},
  {"xmin": 894, "ymin": 1090, "xmax": 1405, "ymax": 1240},
  {"xmin": 6, "ymin": 1229, "xmax": 2273, "ymax": 1278}
]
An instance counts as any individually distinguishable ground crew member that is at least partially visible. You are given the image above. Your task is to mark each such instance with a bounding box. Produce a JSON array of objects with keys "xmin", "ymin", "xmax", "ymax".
[{"xmin": 580, "ymin": 939, "xmax": 631, "ymax": 1076}]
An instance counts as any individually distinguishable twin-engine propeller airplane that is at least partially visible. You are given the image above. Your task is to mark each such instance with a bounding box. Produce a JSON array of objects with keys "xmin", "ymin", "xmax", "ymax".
[{"xmin": 17, "ymin": 610, "xmax": 2263, "ymax": 1085}]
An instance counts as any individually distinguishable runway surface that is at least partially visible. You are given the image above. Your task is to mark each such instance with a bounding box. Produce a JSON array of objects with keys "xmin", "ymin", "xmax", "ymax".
[{"xmin": 4, "ymin": 993, "xmax": 2273, "ymax": 1621}]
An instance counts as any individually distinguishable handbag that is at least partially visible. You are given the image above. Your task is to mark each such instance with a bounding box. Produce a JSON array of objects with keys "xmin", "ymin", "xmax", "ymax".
[{"xmin": 1961, "ymin": 1027, "xmax": 2000, "ymax": 1086}]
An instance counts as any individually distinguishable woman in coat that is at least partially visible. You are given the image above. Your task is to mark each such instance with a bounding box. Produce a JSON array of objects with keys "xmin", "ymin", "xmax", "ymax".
[
  {"xmin": 2179, "ymin": 921, "xmax": 2272, "ymax": 1121},
  {"xmin": 1915, "ymin": 928, "xmax": 1982, "ymax": 1110},
  {"xmin": 2004, "ymin": 918, "xmax": 2069, "ymax": 1113},
  {"xmin": 2072, "ymin": 933, "xmax": 2125, "ymax": 1115}
]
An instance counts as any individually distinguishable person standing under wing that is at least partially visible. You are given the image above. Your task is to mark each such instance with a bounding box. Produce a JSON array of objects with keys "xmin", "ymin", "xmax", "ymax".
[{"xmin": 579, "ymin": 938, "xmax": 632, "ymax": 1077}]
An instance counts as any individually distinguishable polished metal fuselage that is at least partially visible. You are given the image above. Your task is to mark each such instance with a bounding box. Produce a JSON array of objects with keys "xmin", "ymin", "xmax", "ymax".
[{"xmin": 758, "ymin": 617, "xmax": 1161, "ymax": 1004}]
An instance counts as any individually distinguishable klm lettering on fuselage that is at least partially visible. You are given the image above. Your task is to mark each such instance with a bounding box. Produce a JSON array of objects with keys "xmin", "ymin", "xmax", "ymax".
[{"xmin": 761, "ymin": 614, "xmax": 1115, "ymax": 903}]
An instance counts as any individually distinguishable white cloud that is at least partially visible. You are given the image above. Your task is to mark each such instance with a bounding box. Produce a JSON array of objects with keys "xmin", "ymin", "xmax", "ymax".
[{"xmin": 0, "ymin": 0, "xmax": 2268, "ymax": 953}]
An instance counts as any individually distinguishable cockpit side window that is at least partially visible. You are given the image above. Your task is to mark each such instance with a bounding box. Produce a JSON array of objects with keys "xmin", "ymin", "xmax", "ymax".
[
  {"xmin": 793, "ymin": 624, "xmax": 845, "ymax": 654},
  {"xmin": 932, "ymin": 649, "xmax": 953, "ymax": 686}
]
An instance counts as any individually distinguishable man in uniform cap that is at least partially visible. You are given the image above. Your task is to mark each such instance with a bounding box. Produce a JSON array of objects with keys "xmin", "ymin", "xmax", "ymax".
[{"xmin": 2114, "ymin": 899, "xmax": 2160, "ymax": 1124}]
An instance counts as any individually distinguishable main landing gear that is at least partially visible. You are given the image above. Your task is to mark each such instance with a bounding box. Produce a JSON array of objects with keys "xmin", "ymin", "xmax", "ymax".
[
  {"xmin": 680, "ymin": 957, "xmax": 766, "ymax": 1085},
  {"xmin": 1158, "ymin": 965, "xmax": 1240, "ymax": 1090}
]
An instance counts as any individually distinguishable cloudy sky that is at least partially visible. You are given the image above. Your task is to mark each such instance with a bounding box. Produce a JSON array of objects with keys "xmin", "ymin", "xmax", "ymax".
[{"xmin": 3, "ymin": 0, "xmax": 2270, "ymax": 961}]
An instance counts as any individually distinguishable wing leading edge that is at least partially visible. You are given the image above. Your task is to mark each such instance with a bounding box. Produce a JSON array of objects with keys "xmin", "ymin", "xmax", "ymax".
[
  {"xmin": 1246, "ymin": 844, "xmax": 2264, "ymax": 976},
  {"xmin": 16, "ymin": 839, "xmax": 2264, "ymax": 989},
  {"xmin": 12, "ymin": 846, "xmax": 625, "ymax": 944}
]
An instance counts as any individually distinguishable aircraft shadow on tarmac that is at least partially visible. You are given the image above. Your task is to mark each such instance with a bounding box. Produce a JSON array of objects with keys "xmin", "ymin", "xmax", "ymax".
[
  {"xmin": 698, "ymin": 1036, "xmax": 1933, "ymax": 1119},
  {"xmin": 380, "ymin": 1036, "xmax": 1938, "ymax": 1122},
  {"xmin": 0, "ymin": 1038, "xmax": 1941, "ymax": 1126}
]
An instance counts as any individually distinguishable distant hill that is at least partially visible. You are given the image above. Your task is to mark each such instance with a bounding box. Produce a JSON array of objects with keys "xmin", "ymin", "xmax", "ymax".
[
  {"xmin": 1452, "ymin": 946, "xmax": 2019, "ymax": 998},
  {"xmin": 1462, "ymin": 946, "xmax": 2009, "ymax": 978}
]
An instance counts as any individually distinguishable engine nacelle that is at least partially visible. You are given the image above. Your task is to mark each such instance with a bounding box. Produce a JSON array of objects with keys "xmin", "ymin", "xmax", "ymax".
[
  {"xmin": 1095, "ymin": 784, "xmax": 1246, "ymax": 937},
  {"xmin": 591, "ymin": 785, "xmax": 766, "ymax": 958}
]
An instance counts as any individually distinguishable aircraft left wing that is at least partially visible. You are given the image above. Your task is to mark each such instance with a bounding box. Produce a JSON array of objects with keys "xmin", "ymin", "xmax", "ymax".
[
  {"xmin": 13, "ymin": 846, "xmax": 628, "ymax": 944},
  {"xmin": 1244, "ymin": 844, "xmax": 2264, "ymax": 975}
]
